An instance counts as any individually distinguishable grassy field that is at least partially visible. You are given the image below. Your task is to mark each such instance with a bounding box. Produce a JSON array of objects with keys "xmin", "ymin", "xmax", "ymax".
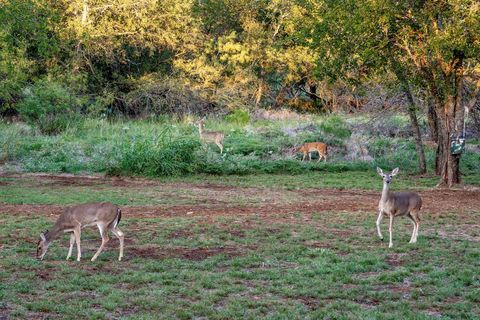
[
  {"xmin": 1, "ymin": 174, "xmax": 479, "ymax": 319},
  {"xmin": 1, "ymin": 114, "xmax": 479, "ymax": 319}
]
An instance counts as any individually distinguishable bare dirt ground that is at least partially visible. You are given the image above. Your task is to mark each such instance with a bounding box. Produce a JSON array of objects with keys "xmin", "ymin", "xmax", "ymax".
[{"xmin": 1, "ymin": 173, "xmax": 479, "ymax": 219}]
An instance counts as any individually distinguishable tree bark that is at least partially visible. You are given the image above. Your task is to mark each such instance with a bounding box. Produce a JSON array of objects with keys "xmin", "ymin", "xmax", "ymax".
[
  {"xmin": 392, "ymin": 63, "xmax": 427, "ymax": 174},
  {"xmin": 427, "ymin": 98, "xmax": 438, "ymax": 143},
  {"xmin": 433, "ymin": 77, "xmax": 463, "ymax": 187},
  {"xmin": 402, "ymin": 83, "xmax": 427, "ymax": 174}
]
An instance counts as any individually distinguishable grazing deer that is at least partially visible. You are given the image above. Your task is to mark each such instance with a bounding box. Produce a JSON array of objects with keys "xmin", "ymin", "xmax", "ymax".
[
  {"xmin": 376, "ymin": 167, "xmax": 422, "ymax": 248},
  {"xmin": 295, "ymin": 142, "xmax": 328, "ymax": 162},
  {"xmin": 36, "ymin": 202, "xmax": 124, "ymax": 262},
  {"xmin": 197, "ymin": 118, "xmax": 224, "ymax": 154}
]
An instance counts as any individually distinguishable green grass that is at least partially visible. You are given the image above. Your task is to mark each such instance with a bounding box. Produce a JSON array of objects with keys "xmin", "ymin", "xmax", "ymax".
[
  {"xmin": 0, "ymin": 172, "xmax": 453, "ymax": 207},
  {"xmin": 1, "ymin": 175, "xmax": 479, "ymax": 318},
  {"xmin": 3, "ymin": 116, "xmax": 478, "ymax": 180},
  {"xmin": 1, "ymin": 208, "xmax": 479, "ymax": 319}
]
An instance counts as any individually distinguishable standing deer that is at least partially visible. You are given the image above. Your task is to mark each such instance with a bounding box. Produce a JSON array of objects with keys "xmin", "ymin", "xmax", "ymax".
[
  {"xmin": 295, "ymin": 142, "xmax": 328, "ymax": 162},
  {"xmin": 197, "ymin": 118, "xmax": 224, "ymax": 154},
  {"xmin": 376, "ymin": 167, "xmax": 422, "ymax": 248},
  {"xmin": 36, "ymin": 202, "xmax": 124, "ymax": 261}
]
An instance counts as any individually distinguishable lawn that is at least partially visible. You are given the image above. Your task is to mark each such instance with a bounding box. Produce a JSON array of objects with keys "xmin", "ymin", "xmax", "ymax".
[{"xmin": 1, "ymin": 174, "xmax": 479, "ymax": 319}]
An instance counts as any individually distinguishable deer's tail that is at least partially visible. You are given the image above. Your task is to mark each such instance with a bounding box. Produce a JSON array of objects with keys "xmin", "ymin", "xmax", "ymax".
[{"xmin": 110, "ymin": 208, "xmax": 122, "ymax": 229}]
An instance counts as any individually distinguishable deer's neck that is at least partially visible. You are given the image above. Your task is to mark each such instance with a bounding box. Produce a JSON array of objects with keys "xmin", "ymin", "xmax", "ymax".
[
  {"xmin": 380, "ymin": 181, "xmax": 391, "ymax": 204},
  {"xmin": 45, "ymin": 223, "xmax": 63, "ymax": 243},
  {"xmin": 198, "ymin": 124, "xmax": 204, "ymax": 136}
]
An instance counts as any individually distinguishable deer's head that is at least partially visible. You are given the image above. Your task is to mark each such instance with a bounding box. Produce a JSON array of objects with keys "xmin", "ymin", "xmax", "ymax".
[
  {"xmin": 36, "ymin": 231, "xmax": 51, "ymax": 260},
  {"xmin": 376, "ymin": 167, "xmax": 399, "ymax": 184},
  {"xmin": 196, "ymin": 118, "xmax": 206, "ymax": 126}
]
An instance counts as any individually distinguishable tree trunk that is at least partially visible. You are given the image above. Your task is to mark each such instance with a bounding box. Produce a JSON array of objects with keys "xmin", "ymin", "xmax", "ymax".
[
  {"xmin": 427, "ymin": 98, "xmax": 438, "ymax": 143},
  {"xmin": 434, "ymin": 77, "xmax": 463, "ymax": 187},
  {"xmin": 435, "ymin": 100, "xmax": 461, "ymax": 186},
  {"xmin": 392, "ymin": 64, "xmax": 427, "ymax": 174},
  {"xmin": 402, "ymin": 83, "xmax": 427, "ymax": 174}
]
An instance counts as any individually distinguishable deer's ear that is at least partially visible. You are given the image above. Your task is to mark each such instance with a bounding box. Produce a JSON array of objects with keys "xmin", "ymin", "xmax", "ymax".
[
  {"xmin": 391, "ymin": 167, "xmax": 399, "ymax": 176},
  {"xmin": 40, "ymin": 233, "xmax": 46, "ymax": 241},
  {"xmin": 376, "ymin": 167, "xmax": 384, "ymax": 176}
]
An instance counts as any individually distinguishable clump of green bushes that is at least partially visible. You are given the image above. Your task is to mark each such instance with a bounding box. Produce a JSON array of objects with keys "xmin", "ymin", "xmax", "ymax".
[{"xmin": 16, "ymin": 80, "xmax": 82, "ymax": 135}]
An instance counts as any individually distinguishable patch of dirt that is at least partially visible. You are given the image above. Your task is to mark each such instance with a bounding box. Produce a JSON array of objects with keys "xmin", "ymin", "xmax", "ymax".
[
  {"xmin": 374, "ymin": 278, "xmax": 413, "ymax": 298},
  {"xmin": 128, "ymin": 245, "xmax": 256, "ymax": 261},
  {"xmin": 354, "ymin": 297, "xmax": 381, "ymax": 309},
  {"xmin": 297, "ymin": 296, "xmax": 321, "ymax": 309},
  {"xmin": 167, "ymin": 229, "xmax": 194, "ymax": 239},
  {"xmin": 1, "ymin": 174, "xmax": 480, "ymax": 224},
  {"xmin": 35, "ymin": 269, "xmax": 53, "ymax": 281},
  {"xmin": 304, "ymin": 240, "xmax": 332, "ymax": 249},
  {"xmin": 425, "ymin": 308, "xmax": 442, "ymax": 317},
  {"xmin": 385, "ymin": 253, "xmax": 408, "ymax": 267}
]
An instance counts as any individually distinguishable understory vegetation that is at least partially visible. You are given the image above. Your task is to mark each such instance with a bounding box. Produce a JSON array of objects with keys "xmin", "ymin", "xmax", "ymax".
[{"xmin": 1, "ymin": 114, "xmax": 479, "ymax": 180}]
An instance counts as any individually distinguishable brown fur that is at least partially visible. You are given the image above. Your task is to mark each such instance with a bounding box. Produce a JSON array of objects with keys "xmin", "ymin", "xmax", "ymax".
[
  {"xmin": 295, "ymin": 142, "xmax": 328, "ymax": 162},
  {"xmin": 36, "ymin": 202, "xmax": 124, "ymax": 261},
  {"xmin": 197, "ymin": 119, "xmax": 225, "ymax": 153},
  {"xmin": 376, "ymin": 167, "xmax": 422, "ymax": 248}
]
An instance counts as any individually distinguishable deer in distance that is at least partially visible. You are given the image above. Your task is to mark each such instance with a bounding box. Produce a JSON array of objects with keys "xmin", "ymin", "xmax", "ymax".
[
  {"xmin": 376, "ymin": 167, "xmax": 422, "ymax": 248},
  {"xmin": 36, "ymin": 202, "xmax": 124, "ymax": 262},
  {"xmin": 197, "ymin": 118, "xmax": 225, "ymax": 154},
  {"xmin": 295, "ymin": 142, "xmax": 328, "ymax": 162}
]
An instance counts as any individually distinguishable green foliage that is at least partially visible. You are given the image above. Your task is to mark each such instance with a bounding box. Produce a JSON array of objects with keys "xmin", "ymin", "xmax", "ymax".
[
  {"xmin": 1, "ymin": 116, "xmax": 479, "ymax": 180},
  {"xmin": 225, "ymin": 109, "xmax": 250, "ymax": 125},
  {"xmin": 319, "ymin": 115, "xmax": 351, "ymax": 139},
  {"xmin": 0, "ymin": 31, "xmax": 30, "ymax": 109},
  {"xmin": 109, "ymin": 137, "xmax": 201, "ymax": 177},
  {"xmin": 16, "ymin": 80, "xmax": 79, "ymax": 135}
]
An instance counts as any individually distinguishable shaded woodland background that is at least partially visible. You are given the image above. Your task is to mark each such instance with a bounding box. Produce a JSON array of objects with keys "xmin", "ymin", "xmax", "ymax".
[{"xmin": 1, "ymin": 0, "xmax": 480, "ymax": 186}]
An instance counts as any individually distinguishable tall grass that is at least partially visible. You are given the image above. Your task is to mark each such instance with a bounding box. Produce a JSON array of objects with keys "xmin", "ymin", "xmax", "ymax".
[{"xmin": 1, "ymin": 116, "xmax": 479, "ymax": 178}]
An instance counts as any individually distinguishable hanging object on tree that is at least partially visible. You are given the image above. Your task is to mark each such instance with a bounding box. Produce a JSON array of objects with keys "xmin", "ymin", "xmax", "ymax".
[
  {"xmin": 451, "ymin": 105, "xmax": 469, "ymax": 155},
  {"xmin": 450, "ymin": 136, "xmax": 465, "ymax": 155}
]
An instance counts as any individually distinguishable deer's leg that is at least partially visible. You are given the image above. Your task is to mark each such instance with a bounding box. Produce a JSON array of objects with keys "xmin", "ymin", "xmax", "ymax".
[
  {"xmin": 414, "ymin": 220, "xmax": 420, "ymax": 242},
  {"xmin": 308, "ymin": 152, "xmax": 312, "ymax": 161},
  {"xmin": 91, "ymin": 224, "xmax": 109, "ymax": 262},
  {"xmin": 216, "ymin": 142, "xmax": 223, "ymax": 154},
  {"xmin": 376, "ymin": 211, "xmax": 384, "ymax": 240},
  {"xmin": 407, "ymin": 214, "xmax": 417, "ymax": 243},
  {"xmin": 324, "ymin": 154, "xmax": 327, "ymax": 162},
  {"xmin": 388, "ymin": 215, "xmax": 394, "ymax": 248},
  {"xmin": 411, "ymin": 210, "xmax": 420, "ymax": 243},
  {"xmin": 302, "ymin": 152, "xmax": 307, "ymax": 161},
  {"xmin": 111, "ymin": 227, "xmax": 125, "ymax": 261},
  {"xmin": 66, "ymin": 233, "xmax": 75, "ymax": 260},
  {"xmin": 73, "ymin": 227, "xmax": 82, "ymax": 261}
]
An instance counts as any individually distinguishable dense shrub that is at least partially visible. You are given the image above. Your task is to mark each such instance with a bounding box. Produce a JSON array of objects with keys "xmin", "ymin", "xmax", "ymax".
[
  {"xmin": 122, "ymin": 78, "xmax": 217, "ymax": 117},
  {"xmin": 107, "ymin": 136, "xmax": 201, "ymax": 177},
  {"xmin": 16, "ymin": 80, "xmax": 80, "ymax": 135},
  {"xmin": 225, "ymin": 109, "xmax": 250, "ymax": 125}
]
